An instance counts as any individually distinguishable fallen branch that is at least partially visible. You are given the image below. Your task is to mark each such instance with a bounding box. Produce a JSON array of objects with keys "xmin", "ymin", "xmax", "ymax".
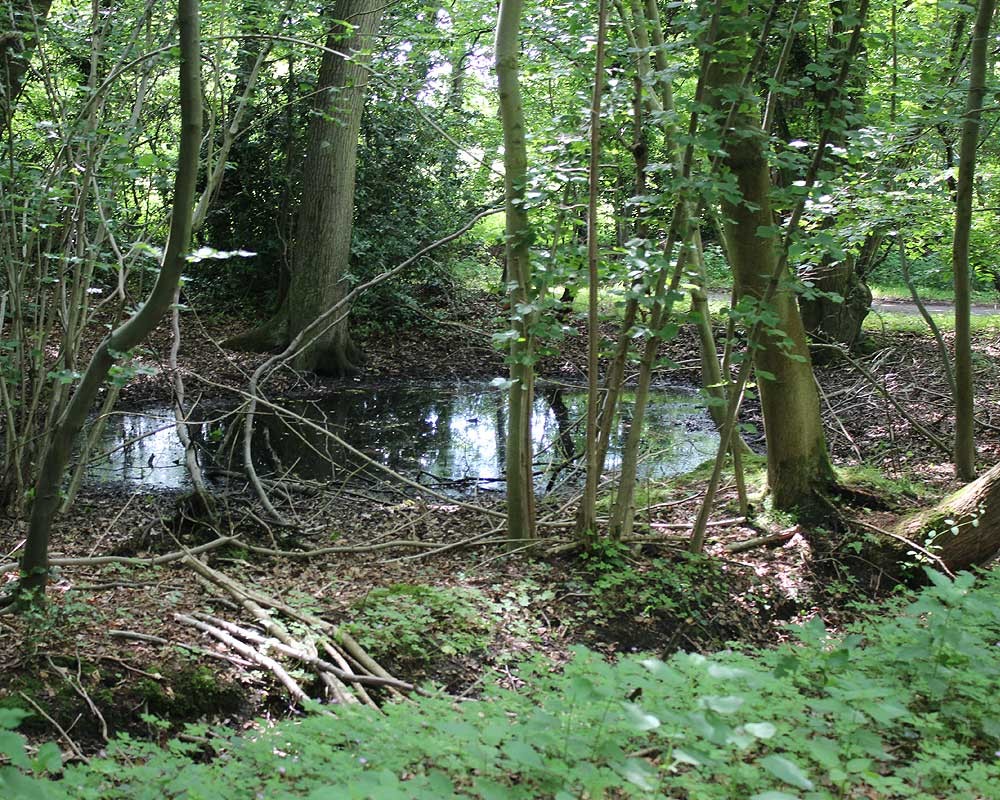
[
  {"xmin": 649, "ymin": 516, "xmax": 746, "ymax": 531},
  {"xmin": 17, "ymin": 692, "xmax": 89, "ymax": 763},
  {"xmin": 108, "ymin": 628, "xmax": 255, "ymax": 668},
  {"xmin": 724, "ymin": 528, "xmax": 797, "ymax": 554},
  {"xmin": 0, "ymin": 535, "xmax": 240, "ymax": 576},
  {"xmin": 191, "ymin": 612, "xmax": 422, "ymax": 695},
  {"xmin": 175, "ymin": 613, "xmax": 316, "ymax": 707}
]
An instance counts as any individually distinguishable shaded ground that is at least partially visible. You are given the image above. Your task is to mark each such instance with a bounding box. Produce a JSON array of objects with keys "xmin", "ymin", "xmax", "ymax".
[{"xmin": 2, "ymin": 287, "xmax": 999, "ymax": 758}]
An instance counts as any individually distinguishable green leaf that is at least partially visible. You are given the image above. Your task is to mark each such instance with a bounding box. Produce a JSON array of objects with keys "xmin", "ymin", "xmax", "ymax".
[
  {"xmin": 620, "ymin": 758, "xmax": 658, "ymax": 791},
  {"xmin": 759, "ymin": 755, "xmax": 814, "ymax": 791},
  {"xmin": 744, "ymin": 722, "xmax": 777, "ymax": 739},
  {"xmin": 0, "ymin": 731, "xmax": 31, "ymax": 769},
  {"xmin": 622, "ymin": 702, "xmax": 660, "ymax": 732},
  {"xmin": 701, "ymin": 695, "xmax": 744, "ymax": 714},
  {"xmin": 31, "ymin": 743, "xmax": 61, "ymax": 775},
  {"xmin": 503, "ymin": 739, "xmax": 543, "ymax": 770},
  {"xmin": 0, "ymin": 709, "xmax": 31, "ymax": 730}
]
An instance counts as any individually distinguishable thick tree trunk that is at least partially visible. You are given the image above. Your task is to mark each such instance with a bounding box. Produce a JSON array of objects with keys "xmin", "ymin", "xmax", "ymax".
[
  {"xmin": 799, "ymin": 255, "xmax": 873, "ymax": 348},
  {"xmin": 723, "ymin": 168, "xmax": 834, "ymax": 508},
  {"xmin": 895, "ymin": 461, "xmax": 1000, "ymax": 572},
  {"xmin": 707, "ymin": 20, "xmax": 835, "ymax": 510},
  {"xmin": 0, "ymin": 0, "xmax": 54, "ymax": 129},
  {"xmin": 284, "ymin": 0, "xmax": 384, "ymax": 375}
]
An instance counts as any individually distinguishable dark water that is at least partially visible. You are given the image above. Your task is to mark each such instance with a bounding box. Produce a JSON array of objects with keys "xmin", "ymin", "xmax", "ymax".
[{"xmin": 83, "ymin": 383, "xmax": 718, "ymax": 491}]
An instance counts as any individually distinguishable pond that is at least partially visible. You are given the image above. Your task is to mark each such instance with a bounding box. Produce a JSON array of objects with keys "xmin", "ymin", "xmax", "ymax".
[{"xmin": 82, "ymin": 383, "xmax": 719, "ymax": 492}]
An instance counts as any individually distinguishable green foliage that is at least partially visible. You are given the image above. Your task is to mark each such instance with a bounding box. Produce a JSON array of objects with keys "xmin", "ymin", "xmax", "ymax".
[
  {"xmin": 579, "ymin": 541, "xmax": 731, "ymax": 627},
  {"xmin": 836, "ymin": 464, "xmax": 934, "ymax": 502},
  {"xmin": 343, "ymin": 584, "xmax": 492, "ymax": 672},
  {"xmin": 0, "ymin": 709, "xmax": 62, "ymax": 799},
  {"xmin": 6, "ymin": 569, "xmax": 999, "ymax": 798}
]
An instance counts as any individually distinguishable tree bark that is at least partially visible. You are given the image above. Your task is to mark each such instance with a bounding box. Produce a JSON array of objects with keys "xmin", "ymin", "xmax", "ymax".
[
  {"xmin": 0, "ymin": 0, "xmax": 54, "ymax": 129},
  {"xmin": 227, "ymin": 1, "xmax": 384, "ymax": 372},
  {"xmin": 952, "ymin": 0, "xmax": 995, "ymax": 481},
  {"xmin": 15, "ymin": 0, "xmax": 202, "ymax": 600},
  {"xmin": 707, "ymin": 13, "xmax": 835, "ymax": 511},
  {"xmin": 284, "ymin": 0, "xmax": 384, "ymax": 375},
  {"xmin": 895, "ymin": 460, "xmax": 1000, "ymax": 572},
  {"xmin": 577, "ymin": 0, "xmax": 608, "ymax": 540},
  {"xmin": 496, "ymin": 0, "xmax": 536, "ymax": 542}
]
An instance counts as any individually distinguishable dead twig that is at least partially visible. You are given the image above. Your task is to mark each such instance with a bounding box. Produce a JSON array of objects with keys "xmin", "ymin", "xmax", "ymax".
[{"xmin": 17, "ymin": 691, "xmax": 89, "ymax": 764}]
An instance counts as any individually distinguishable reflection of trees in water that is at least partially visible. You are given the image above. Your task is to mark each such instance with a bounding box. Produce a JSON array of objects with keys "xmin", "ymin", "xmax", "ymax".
[{"xmin": 171, "ymin": 385, "xmax": 719, "ymax": 489}]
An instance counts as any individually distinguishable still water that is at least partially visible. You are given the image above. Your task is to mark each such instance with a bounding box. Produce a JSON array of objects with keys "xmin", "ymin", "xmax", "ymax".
[{"xmin": 84, "ymin": 383, "xmax": 718, "ymax": 491}]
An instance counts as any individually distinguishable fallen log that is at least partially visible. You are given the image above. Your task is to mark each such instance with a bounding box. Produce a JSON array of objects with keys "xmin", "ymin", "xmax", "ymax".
[{"xmin": 895, "ymin": 461, "xmax": 1000, "ymax": 572}]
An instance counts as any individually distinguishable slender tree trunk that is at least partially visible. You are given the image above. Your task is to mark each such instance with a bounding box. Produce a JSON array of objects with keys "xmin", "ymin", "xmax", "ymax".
[
  {"xmin": 577, "ymin": 0, "xmax": 608, "ymax": 540},
  {"xmin": 952, "ymin": 0, "xmax": 995, "ymax": 481},
  {"xmin": 14, "ymin": 0, "xmax": 202, "ymax": 601},
  {"xmin": 496, "ymin": 0, "xmax": 536, "ymax": 542}
]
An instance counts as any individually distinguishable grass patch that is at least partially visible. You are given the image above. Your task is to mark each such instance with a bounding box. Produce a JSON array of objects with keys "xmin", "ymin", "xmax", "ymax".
[{"xmin": 836, "ymin": 464, "xmax": 936, "ymax": 503}]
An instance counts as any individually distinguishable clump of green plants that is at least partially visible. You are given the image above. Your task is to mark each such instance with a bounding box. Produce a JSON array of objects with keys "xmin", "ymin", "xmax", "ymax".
[
  {"xmin": 836, "ymin": 464, "xmax": 933, "ymax": 503},
  {"xmin": 578, "ymin": 541, "xmax": 751, "ymax": 649},
  {"xmin": 343, "ymin": 584, "xmax": 492, "ymax": 674},
  {"xmin": 6, "ymin": 567, "xmax": 998, "ymax": 798}
]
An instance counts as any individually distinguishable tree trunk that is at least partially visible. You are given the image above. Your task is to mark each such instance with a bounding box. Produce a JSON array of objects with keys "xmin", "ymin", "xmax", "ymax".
[
  {"xmin": 952, "ymin": 0, "xmax": 995, "ymax": 480},
  {"xmin": 284, "ymin": 0, "xmax": 384, "ymax": 375},
  {"xmin": 799, "ymin": 255, "xmax": 873, "ymax": 349},
  {"xmin": 0, "ymin": 0, "xmax": 54, "ymax": 129},
  {"xmin": 15, "ymin": 0, "xmax": 202, "ymax": 601},
  {"xmin": 577, "ymin": 0, "xmax": 608, "ymax": 540},
  {"xmin": 895, "ymin": 460, "xmax": 1000, "ymax": 572},
  {"xmin": 707, "ymin": 17, "xmax": 835, "ymax": 511},
  {"xmin": 495, "ymin": 0, "xmax": 536, "ymax": 542}
]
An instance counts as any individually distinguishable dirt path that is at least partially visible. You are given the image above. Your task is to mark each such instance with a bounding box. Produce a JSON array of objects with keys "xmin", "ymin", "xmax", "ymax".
[
  {"xmin": 871, "ymin": 297, "xmax": 1000, "ymax": 316},
  {"xmin": 706, "ymin": 292, "xmax": 1000, "ymax": 316}
]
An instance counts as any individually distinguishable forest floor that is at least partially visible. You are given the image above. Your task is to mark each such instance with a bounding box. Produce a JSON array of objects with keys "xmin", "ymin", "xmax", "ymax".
[{"xmin": 2, "ymin": 289, "xmax": 999, "ymax": 756}]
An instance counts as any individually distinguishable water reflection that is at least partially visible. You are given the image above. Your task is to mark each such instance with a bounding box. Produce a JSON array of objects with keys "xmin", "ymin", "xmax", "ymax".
[{"xmin": 84, "ymin": 383, "xmax": 718, "ymax": 491}]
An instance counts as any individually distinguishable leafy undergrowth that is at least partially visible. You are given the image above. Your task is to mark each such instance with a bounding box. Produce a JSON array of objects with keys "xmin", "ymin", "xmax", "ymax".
[
  {"xmin": 4, "ymin": 568, "xmax": 998, "ymax": 799},
  {"xmin": 344, "ymin": 584, "xmax": 492, "ymax": 679}
]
